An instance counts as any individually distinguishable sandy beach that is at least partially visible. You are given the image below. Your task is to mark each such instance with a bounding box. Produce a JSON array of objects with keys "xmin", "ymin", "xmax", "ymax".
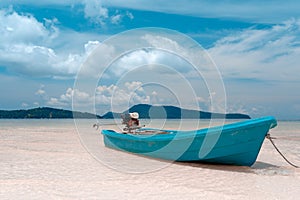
[
  {"xmin": 0, "ymin": 119, "xmax": 299, "ymax": 199},
  {"xmin": 1, "ymin": 1, "xmax": 300, "ymax": 199}
]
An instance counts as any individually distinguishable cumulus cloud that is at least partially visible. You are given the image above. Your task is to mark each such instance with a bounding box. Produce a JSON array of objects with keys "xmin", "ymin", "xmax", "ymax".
[
  {"xmin": 142, "ymin": 34, "xmax": 182, "ymax": 53},
  {"xmin": 141, "ymin": 34, "xmax": 217, "ymax": 76},
  {"xmin": 110, "ymin": 10, "xmax": 134, "ymax": 25},
  {"xmin": 82, "ymin": 0, "xmax": 134, "ymax": 25},
  {"xmin": 45, "ymin": 81, "xmax": 154, "ymax": 111},
  {"xmin": 80, "ymin": 34, "xmax": 203, "ymax": 80},
  {"xmin": 83, "ymin": 0, "xmax": 108, "ymax": 25},
  {"xmin": 47, "ymin": 97, "xmax": 68, "ymax": 107},
  {"xmin": 104, "ymin": 48, "xmax": 198, "ymax": 80},
  {"xmin": 0, "ymin": 8, "xmax": 101, "ymax": 78},
  {"xmin": 30, "ymin": 79, "xmax": 210, "ymax": 114},
  {"xmin": 35, "ymin": 84, "xmax": 46, "ymax": 96},
  {"xmin": 94, "ymin": 81, "xmax": 209, "ymax": 113},
  {"xmin": 111, "ymin": 14, "xmax": 122, "ymax": 25},
  {"xmin": 47, "ymin": 87, "xmax": 93, "ymax": 107},
  {"xmin": 95, "ymin": 81, "xmax": 151, "ymax": 110},
  {"xmin": 0, "ymin": 8, "xmax": 56, "ymax": 44}
]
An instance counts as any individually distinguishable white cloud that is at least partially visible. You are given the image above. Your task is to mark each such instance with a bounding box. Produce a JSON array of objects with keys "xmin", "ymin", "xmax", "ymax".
[
  {"xmin": 0, "ymin": 42, "xmax": 91, "ymax": 77},
  {"xmin": 105, "ymin": 48, "xmax": 194, "ymax": 79},
  {"xmin": 94, "ymin": 81, "xmax": 210, "ymax": 113},
  {"xmin": 209, "ymin": 19, "xmax": 300, "ymax": 82},
  {"xmin": 47, "ymin": 87, "xmax": 93, "ymax": 108},
  {"xmin": 82, "ymin": 1, "xmax": 134, "ymax": 26},
  {"xmin": 47, "ymin": 97, "xmax": 68, "ymax": 107},
  {"xmin": 98, "ymin": 0, "xmax": 300, "ymax": 23},
  {"xmin": 126, "ymin": 11, "xmax": 134, "ymax": 20},
  {"xmin": 36, "ymin": 80, "xmax": 210, "ymax": 114},
  {"xmin": 111, "ymin": 14, "xmax": 122, "ymax": 25},
  {"xmin": 84, "ymin": 40, "xmax": 100, "ymax": 54},
  {"xmin": 110, "ymin": 10, "xmax": 134, "ymax": 25},
  {"xmin": 96, "ymin": 81, "xmax": 151, "ymax": 108},
  {"xmin": 207, "ymin": 19, "xmax": 300, "ymax": 117},
  {"xmin": 140, "ymin": 34, "xmax": 217, "ymax": 76},
  {"xmin": 1, "ymin": 0, "xmax": 299, "ymax": 23},
  {"xmin": 0, "ymin": 7, "xmax": 102, "ymax": 78},
  {"xmin": 78, "ymin": 36, "xmax": 197, "ymax": 80},
  {"xmin": 45, "ymin": 82, "xmax": 153, "ymax": 112},
  {"xmin": 21, "ymin": 102, "xmax": 29, "ymax": 107},
  {"xmin": 0, "ymin": 9, "xmax": 55, "ymax": 44},
  {"xmin": 142, "ymin": 34, "xmax": 182, "ymax": 53},
  {"xmin": 95, "ymin": 81, "xmax": 188, "ymax": 113},
  {"xmin": 124, "ymin": 81, "xmax": 144, "ymax": 92},
  {"xmin": 79, "ymin": 31, "xmax": 217, "ymax": 112},
  {"xmin": 83, "ymin": 0, "xmax": 108, "ymax": 25},
  {"xmin": 35, "ymin": 85, "xmax": 46, "ymax": 96},
  {"xmin": 0, "ymin": 0, "xmax": 80, "ymax": 6}
]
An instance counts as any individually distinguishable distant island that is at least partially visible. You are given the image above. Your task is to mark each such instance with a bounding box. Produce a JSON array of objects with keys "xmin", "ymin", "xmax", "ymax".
[
  {"xmin": 0, "ymin": 104, "xmax": 250, "ymax": 119},
  {"xmin": 0, "ymin": 107, "xmax": 101, "ymax": 119},
  {"xmin": 103, "ymin": 104, "xmax": 250, "ymax": 119}
]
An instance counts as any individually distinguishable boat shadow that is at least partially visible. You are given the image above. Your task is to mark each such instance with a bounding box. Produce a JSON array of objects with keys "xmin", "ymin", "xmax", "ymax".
[
  {"xmin": 174, "ymin": 161, "xmax": 280, "ymax": 174},
  {"xmin": 103, "ymin": 146, "xmax": 281, "ymax": 174}
]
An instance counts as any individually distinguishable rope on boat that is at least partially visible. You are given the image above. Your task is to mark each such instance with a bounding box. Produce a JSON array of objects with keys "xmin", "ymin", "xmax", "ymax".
[{"xmin": 266, "ymin": 133, "xmax": 299, "ymax": 168}]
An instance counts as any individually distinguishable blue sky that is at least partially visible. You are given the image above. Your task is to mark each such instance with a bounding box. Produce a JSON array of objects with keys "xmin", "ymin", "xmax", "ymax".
[{"xmin": 0, "ymin": 0, "xmax": 300, "ymax": 120}]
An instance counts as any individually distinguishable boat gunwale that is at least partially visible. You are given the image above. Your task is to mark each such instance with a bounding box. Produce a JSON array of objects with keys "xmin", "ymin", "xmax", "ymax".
[{"xmin": 101, "ymin": 116, "xmax": 277, "ymax": 142}]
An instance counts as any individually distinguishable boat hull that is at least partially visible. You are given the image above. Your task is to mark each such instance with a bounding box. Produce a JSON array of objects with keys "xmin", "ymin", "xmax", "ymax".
[{"xmin": 101, "ymin": 116, "xmax": 277, "ymax": 166}]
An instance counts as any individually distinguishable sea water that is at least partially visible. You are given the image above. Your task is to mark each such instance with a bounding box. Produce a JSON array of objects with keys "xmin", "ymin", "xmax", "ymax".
[{"xmin": 0, "ymin": 119, "xmax": 299, "ymax": 199}]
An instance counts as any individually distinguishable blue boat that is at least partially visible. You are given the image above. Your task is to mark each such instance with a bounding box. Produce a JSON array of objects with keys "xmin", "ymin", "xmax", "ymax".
[{"xmin": 101, "ymin": 116, "xmax": 277, "ymax": 166}]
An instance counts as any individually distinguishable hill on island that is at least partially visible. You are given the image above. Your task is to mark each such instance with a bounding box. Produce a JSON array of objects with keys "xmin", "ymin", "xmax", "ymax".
[
  {"xmin": 0, "ymin": 104, "xmax": 250, "ymax": 119},
  {"xmin": 0, "ymin": 107, "xmax": 101, "ymax": 119},
  {"xmin": 102, "ymin": 104, "xmax": 251, "ymax": 119}
]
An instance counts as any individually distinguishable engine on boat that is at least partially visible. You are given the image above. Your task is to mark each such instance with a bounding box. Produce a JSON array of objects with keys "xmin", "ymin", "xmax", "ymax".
[{"xmin": 121, "ymin": 112, "xmax": 140, "ymax": 133}]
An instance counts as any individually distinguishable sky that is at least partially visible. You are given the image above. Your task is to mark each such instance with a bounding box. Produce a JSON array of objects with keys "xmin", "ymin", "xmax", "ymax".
[{"xmin": 0, "ymin": 0, "xmax": 300, "ymax": 120}]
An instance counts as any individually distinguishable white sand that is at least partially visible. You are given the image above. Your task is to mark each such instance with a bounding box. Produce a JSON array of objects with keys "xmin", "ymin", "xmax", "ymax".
[{"xmin": 0, "ymin": 120, "xmax": 299, "ymax": 199}]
